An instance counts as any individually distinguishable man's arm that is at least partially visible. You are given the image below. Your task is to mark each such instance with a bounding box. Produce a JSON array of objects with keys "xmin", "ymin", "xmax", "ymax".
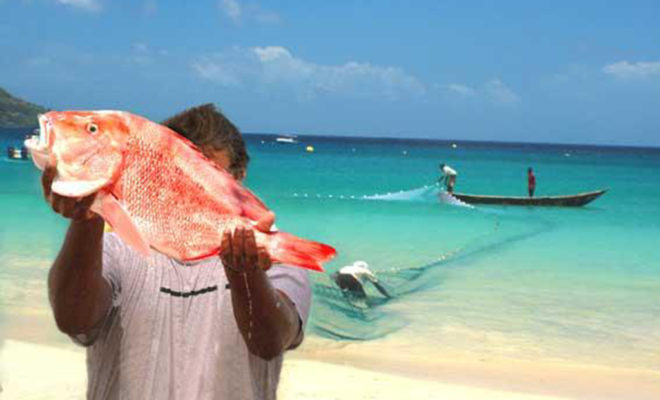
[
  {"xmin": 221, "ymin": 227, "xmax": 301, "ymax": 360},
  {"xmin": 42, "ymin": 166, "xmax": 112, "ymax": 336}
]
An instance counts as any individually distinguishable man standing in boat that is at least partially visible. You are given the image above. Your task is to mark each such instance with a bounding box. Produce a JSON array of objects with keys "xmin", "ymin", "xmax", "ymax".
[
  {"xmin": 528, "ymin": 167, "xmax": 536, "ymax": 197},
  {"xmin": 438, "ymin": 163, "xmax": 458, "ymax": 194}
]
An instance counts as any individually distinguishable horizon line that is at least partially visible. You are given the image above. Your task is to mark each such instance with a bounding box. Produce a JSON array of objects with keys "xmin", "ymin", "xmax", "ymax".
[
  {"xmin": 1, "ymin": 125, "xmax": 657, "ymax": 150},
  {"xmin": 243, "ymin": 131, "xmax": 660, "ymax": 151}
]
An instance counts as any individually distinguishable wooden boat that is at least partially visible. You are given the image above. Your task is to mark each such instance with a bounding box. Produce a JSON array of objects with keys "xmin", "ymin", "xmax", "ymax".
[{"xmin": 452, "ymin": 189, "xmax": 607, "ymax": 207}]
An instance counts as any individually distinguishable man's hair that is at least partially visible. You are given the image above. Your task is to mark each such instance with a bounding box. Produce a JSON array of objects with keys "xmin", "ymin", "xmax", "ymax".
[{"xmin": 162, "ymin": 103, "xmax": 249, "ymax": 175}]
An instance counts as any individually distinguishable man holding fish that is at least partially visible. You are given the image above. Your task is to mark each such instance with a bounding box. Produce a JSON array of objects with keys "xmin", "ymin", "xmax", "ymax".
[{"xmin": 33, "ymin": 104, "xmax": 334, "ymax": 399}]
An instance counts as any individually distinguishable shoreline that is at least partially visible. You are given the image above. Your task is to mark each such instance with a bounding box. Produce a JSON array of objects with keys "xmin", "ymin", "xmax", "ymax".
[
  {"xmin": 286, "ymin": 338, "xmax": 660, "ymax": 400},
  {"xmin": 2, "ymin": 338, "xmax": 658, "ymax": 400}
]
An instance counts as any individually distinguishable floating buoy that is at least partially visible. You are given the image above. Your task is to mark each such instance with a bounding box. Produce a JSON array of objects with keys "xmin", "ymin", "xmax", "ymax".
[
  {"xmin": 402, "ymin": 150, "xmax": 408, "ymax": 155},
  {"xmin": 306, "ymin": 145, "xmax": 314, "ymax": 153},
  {"xmin": 451, "ymin": 143, "xmax": 458, "ymax": 149}
]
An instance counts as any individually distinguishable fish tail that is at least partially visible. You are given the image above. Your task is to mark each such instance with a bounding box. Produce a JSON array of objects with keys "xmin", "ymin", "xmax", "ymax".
[{"xmin": 268, "ymin": 232, "xmax": 336, "ymax": 272}]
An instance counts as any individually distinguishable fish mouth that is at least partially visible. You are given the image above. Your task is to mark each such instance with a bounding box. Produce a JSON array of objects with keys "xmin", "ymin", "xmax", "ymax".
[
  {"xmin": 23, "ymin": 114, "xmax": 52, "ymax": 170},
  {"xmin": 25, "ymin": 114, "xmax": 50, "ymax": 151},
  {"xmin": 38, "ymin": 114, "xmax": 51, "ymax": 147}
]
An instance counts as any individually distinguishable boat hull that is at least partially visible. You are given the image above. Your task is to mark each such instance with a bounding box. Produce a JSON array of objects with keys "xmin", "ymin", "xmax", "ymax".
[{"xmin": 452, "ymin": 189, "xmax": 607, "ymax": 207}]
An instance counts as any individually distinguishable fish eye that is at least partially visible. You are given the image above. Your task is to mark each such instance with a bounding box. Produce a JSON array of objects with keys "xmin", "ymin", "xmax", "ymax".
[{"xmin": 87, "ymin": 123, "xmax": 99, "ymax": 134}]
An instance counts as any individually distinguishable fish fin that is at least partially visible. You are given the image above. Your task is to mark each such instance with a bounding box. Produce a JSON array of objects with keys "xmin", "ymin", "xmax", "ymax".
[
  {"xmin": 254, "ymin": 211, "xmax": 276, "ymax": 232},
  {"xmin": 236, "ymin": 187, "xmax": 272, "ymax": 224},
  {"xmin": 268, "ymin": 232, "xmax": 336, "ymax": 272},
  {"xmin": 97, "ymin": 194, "xmax": 150, "ymax": 257},
  {"xmin": 52, "ymin": 178, "xmax": 109, "ymax": 197}
]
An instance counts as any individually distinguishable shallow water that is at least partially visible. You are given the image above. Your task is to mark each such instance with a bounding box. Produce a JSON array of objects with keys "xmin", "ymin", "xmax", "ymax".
[{"xmin": 1, "ymin": 129, "xmax": 659, "ymax": 369}]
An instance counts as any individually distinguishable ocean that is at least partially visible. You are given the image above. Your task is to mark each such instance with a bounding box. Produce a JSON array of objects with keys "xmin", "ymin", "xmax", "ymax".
[{"xmin": 1, "ymin": 128, "xmax": 659, "ymax": 371}]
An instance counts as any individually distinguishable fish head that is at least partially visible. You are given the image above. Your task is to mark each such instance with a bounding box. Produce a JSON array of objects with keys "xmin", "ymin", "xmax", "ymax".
[{"xmin": 25, "ymin": 110, "xmax": 131, "ymax": 197}]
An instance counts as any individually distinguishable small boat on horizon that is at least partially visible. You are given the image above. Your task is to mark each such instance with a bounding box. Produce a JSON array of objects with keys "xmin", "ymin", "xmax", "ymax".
[
  {"xmin": 6, "ymin": 145, "xmax": 29, "ymax": 160},
  {"xmin": 5, "ymin": 128, "xmax": 38, "ymax": 160},
  {"xmin": 451, "ymin": 189, "xmax": 607, "ymax": 207},
  {"xmin": 275, "ymin": 134, "xmax": 299, "ymax": 144}
]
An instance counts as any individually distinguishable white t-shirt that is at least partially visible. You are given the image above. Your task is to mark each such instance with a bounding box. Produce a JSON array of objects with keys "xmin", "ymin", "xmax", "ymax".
[
  {"xmin": 442, "ymin": 165, "xmax": 457, "ymax": 176},
  {"xmin": 74, "ymin": 233, "xmax": 311, "ymax": 400}
]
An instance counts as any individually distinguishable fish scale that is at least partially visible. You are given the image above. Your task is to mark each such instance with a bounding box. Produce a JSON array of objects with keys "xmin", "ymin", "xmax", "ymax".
[{"xmin": 116, "ymin": 121, "xmax": 259, "ymax": 260}]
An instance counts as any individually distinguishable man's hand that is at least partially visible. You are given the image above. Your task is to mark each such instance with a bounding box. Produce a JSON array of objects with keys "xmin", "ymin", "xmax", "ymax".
[
  {"xmin": 221, "ymin": 227, "xmax": 271, "ymax": 273},
  {"xmin": 220, "ymin": 226, "xmax": 301, "ymax": 360},
  {"xmin": 42, "ymin": 166, "xmax": 98, "ymax": 221}
]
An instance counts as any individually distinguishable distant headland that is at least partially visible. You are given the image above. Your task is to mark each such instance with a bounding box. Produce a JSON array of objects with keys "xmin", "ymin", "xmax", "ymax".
[{"xmin": 0, "ymin": 87, "xmax": 47, "ymax": 128}]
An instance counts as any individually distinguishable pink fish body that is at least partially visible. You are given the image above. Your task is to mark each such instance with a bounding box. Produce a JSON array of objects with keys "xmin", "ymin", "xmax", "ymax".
[{"xmin": 25, "ymin": 110, "xmax": 336, "ymax": 271}]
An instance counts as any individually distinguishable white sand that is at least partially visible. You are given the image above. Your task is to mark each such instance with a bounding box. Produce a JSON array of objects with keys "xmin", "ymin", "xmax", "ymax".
[
  {"xmin": 278, "ymin": 359, "xmax": 572, "ymax": 400},
  {"xmin": 1, "ymin": 339, "xmax": 659, "ymax": 400},
  {"xmin": 286, "ymin": 339, "xmax": 660, "ymax": 400},
  {"xmin": 0, "ymin": 340, "xmax": 86, "ymax": 399}
]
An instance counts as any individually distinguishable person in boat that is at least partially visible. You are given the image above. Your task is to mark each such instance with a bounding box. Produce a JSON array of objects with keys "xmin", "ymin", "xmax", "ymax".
[
  {"xmin": 438, "ymin": 163, "xmax": 458, "ymax": 194},
  {"xmin": 332, "ymin": 261, "xmax": 392, "ymax": 300},
  {"xmin": 528, "ymin": 167, "xmax": 536, "ymax": 197}
]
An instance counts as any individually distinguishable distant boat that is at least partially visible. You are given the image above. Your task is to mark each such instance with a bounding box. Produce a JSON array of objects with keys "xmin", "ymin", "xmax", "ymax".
[
  {"xmin": 451, "ymin": 189, "xmax": 607, "ymax": 207},
  {"xmin": 6, "ymin": 145, "xmax": 29, "ymax": 160},
  {"xmin": 275, "ymin": 134, "xmax": 299, "ymax": 144},
  {"xmin": 6, "ymin": 128, "xmax": 37, "ymax": 160}
]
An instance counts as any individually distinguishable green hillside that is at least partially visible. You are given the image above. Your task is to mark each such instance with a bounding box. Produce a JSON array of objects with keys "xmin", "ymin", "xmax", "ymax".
[{"xmin": 0, "ymin": 87, "xmax": 47, "ymax": 127}]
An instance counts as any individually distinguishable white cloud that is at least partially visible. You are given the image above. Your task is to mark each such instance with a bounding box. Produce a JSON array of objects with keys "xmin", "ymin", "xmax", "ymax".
[
  {"xmin": 192, "ymin": 46, "xmax": 425, "ymax": 100},
  {"xmin": 127, "ymin": 42, "xmax": 172, "ymax": 65},
  {"xmin": 218, "ymin": 0, "xmax": 280, "ymax": 24},
  {"xmin": 133, "ymin": 42, "xmax": 149, "ymax": 53},
  {"xmin": 603, "ymin": 61, "xmax": 660, "ymax": 79},
  {"xmin": 446, "ymin": 83, "xmax": 475, "ymax": 97},
  {"xmin": 443, "ymin": 79, "xmax": 519, "ymax": 105},
  {"xmin": 220, "ymin": 0, "xmax": 241, "ymax": 22},
  {"xmin": 252, "ymin": 7, "xmax": 280, "ymax": 24},
  {"xmin": 56, "ymin": 0, "xmax": 102, "ymax": 12},
  {"xmin": 193, "ymin": 55, "xmax": 243, "ymax": 87},
  {"xmin": 485, "ymin": 79, "xmax": 519, "ymax": 104}
]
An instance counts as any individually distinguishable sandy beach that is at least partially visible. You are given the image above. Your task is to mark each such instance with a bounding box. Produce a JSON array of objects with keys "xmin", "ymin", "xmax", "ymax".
[
  {"xmin": 283, "ymin": 338, "xmax": 660, "ymax": 400},
  {"xmin": 2, "ymin": 338, "xmax": 658, "ymax": 400}
]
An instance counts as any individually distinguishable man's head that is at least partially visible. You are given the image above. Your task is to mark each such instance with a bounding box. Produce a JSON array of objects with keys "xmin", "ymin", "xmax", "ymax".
[
  {"xmin": 163, "ymin": 104, "xmax": 249, "ymax": 181},
  {"xmin": 439, "ymin": 163, "xmax": 445, "ymax": 170},
  {"xmin": 528, "ymin": 167, "xmax": 533, "ymax": 174}
]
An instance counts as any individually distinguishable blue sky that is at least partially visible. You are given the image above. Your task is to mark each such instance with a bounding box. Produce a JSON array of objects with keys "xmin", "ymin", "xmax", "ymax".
[{"xmin": 1, "ymin": 1, "xmax": 659, "ymax": 146}]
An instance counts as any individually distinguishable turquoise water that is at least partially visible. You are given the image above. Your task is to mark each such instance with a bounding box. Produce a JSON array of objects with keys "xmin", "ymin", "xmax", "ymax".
[{"xmin": 1, "ymin": 129, "xmax": 659, "ymax": 370}]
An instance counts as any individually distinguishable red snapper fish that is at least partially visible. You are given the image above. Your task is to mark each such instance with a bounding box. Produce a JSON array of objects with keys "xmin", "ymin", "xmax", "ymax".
[{"xmin": 25, "ymin": 110, "xmax": 336, "ymax": 271}]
